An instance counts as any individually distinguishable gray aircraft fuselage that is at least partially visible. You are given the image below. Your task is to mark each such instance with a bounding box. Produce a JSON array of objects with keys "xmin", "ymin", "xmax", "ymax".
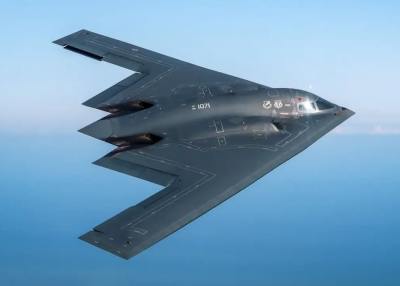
[{"xmin": 82, "ymin": 87, "xmax": 344, "ymax": 152}]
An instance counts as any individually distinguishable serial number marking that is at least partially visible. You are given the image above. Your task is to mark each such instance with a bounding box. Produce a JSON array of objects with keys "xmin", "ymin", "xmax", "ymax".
[{"xmin": 192, "ymin": 102, "xmax": 211, "ymax": 111}]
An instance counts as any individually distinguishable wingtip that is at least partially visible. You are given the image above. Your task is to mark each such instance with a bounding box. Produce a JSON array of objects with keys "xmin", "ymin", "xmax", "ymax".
[
  {"xmin": 52, "ymin": 38, "xmax": 64, "ymax": 46},
  {"xmin": 52, "ymin": 29, "xmax": 92, "ymax": 46},
  {"xmin": 79, "ymin": 230, "xmax": 133, "ymax": 260}
]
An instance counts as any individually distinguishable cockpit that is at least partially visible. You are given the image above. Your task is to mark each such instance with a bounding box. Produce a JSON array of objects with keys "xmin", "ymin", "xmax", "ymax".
[{"xmin": 297, "ymin": 97, "xmax": 336, "ymax": 114}]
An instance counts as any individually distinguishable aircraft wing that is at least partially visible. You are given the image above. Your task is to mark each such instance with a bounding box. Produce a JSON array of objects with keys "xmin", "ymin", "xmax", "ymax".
[
  {"xmin": 53, "ymin": 29, "xmax": 266, "ymax": 111},
  {"xmin": 54, "ymin": 30, "xmax": 353, "ymax": 259},
  {"xmin": 79, "ymin": 111, "xmax": 352, "ymax": 259}
]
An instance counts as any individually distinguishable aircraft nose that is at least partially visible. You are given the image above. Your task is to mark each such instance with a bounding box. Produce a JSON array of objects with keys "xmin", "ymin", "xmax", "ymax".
[
  {"xmin": 336, "ymin": 106, "xmax": 355, "ymax": 117},
  {"xmin": 79, "ymin": 119, "xmax": 113, "ymax": 140}
]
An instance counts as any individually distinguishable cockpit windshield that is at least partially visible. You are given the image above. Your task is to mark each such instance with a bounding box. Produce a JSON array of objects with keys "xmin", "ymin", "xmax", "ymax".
[
  {"xmin": 298, "ymin": 101, "xmax": 317, "ymax": 113},
  {"xmin": 297, "ymin": 97, "xmax": 336, "ymax": 113},
  {"xmin": 316, "ymin": 98, "xmax": 335, "ymax": 110}
]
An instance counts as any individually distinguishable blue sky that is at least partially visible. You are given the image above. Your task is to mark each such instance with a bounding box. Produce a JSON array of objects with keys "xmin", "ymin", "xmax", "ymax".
[
  {"xmin": 1, "ymin": 1, "xmax": 399, "ymax": 285},
  {"xmin": 1, "ymin": 0, "xmax": 399, "ymax": 135}
]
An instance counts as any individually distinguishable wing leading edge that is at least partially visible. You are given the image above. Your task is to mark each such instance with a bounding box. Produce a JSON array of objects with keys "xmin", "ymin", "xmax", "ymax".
[{"xmin": 53, "ymin": 29, "xmax": 267, "ymax": 111}]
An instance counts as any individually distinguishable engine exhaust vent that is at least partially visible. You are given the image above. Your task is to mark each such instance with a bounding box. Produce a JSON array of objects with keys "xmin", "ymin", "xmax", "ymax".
[
  {"xmin": 105, "ymin": 133, "xmax": 162, "ymax": 155},
  {"xmin": 272, "ymin": 121, "xmax": 284, "ymax": 131},
  {"xmin": 100, "ymin": 100, "xmax": 154, "ymax": 118}
]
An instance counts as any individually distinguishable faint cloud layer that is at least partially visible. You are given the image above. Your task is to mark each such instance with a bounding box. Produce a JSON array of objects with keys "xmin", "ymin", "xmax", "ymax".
[
  {"xmin": 370, "ymin": 125, "xmax": 400, "ymax": 135},
  {"xmin": 333, "ymin": 125, "xmax": 400, "ymax": 135}
]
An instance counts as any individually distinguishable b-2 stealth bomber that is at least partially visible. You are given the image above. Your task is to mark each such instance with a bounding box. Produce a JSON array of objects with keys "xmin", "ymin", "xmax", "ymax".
[{"xmin": 54, "ymin": 30, "xmax": 354, "ymax": 260}]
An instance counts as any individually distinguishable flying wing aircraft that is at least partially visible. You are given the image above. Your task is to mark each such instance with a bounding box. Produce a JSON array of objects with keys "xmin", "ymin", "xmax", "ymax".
[{"xmin": 54, "ymin": 30, "xmax": 354, "ymax": 260}]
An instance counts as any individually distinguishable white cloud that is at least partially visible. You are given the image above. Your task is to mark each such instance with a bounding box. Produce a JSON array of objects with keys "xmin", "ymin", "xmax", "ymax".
[{"xmin": 369, "ymin": 125, "xmax": 400, "ymax": 135}]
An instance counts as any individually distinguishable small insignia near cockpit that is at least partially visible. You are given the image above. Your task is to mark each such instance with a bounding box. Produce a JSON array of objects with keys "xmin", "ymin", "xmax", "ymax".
[
  {"xmin": 274, "ymin": 100, "xmax": 283, "ymax": 109},
  {"xmin": 262, "ymin": 100, "xmax": 272, "ymax": 109}
]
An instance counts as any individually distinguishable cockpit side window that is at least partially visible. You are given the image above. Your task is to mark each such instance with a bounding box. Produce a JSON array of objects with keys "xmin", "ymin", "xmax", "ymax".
[
  {"xmin": 316, "ymin": 98, "xmax": 335, "ymax": 110},
  {"xmin": 298, "ymin": 101, "xmax": 317, "ymax": 113}
]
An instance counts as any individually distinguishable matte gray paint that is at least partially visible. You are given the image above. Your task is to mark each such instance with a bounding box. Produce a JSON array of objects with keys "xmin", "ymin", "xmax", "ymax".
[{"xmin": 54, "ymin": 30, "xmax": 354, "ymax": 260}]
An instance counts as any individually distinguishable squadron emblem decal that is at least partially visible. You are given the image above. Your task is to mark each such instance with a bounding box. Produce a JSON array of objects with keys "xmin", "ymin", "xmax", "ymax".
[
  {"xmin": 274, "ymin": 100, "xmax": 283, "ymax": 109},
  {"xmin": 262, "ymin": 100, "xmax": 272, "ymax": 109}
]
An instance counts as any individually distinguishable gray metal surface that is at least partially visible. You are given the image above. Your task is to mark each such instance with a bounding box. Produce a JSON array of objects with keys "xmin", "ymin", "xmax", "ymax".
[{"xmin": 54, "ymin": 30, "xmax": 354, "ymax": 260}]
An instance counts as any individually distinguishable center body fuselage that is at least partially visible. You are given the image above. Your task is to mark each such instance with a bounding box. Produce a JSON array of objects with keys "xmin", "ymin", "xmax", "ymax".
[
  {"xmin": 110, "ymin": 89, "xmax": 305, "ymax": 136},
  {"xmin": 82, "ymin": 88, "xmax": 339, "ymax": 151}
]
